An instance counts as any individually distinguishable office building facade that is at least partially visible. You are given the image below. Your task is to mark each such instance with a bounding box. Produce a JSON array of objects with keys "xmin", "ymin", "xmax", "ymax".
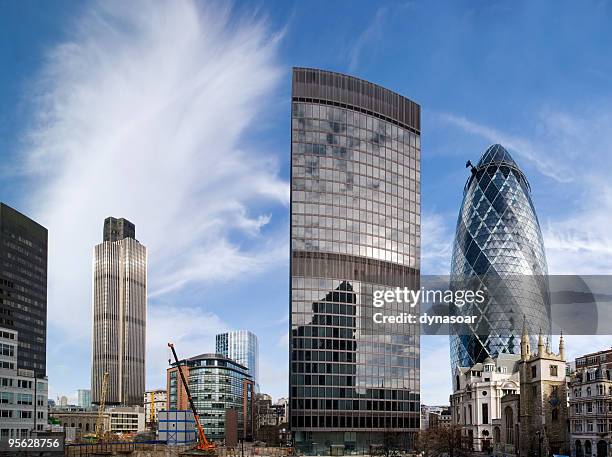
[
  {"xmin": 449, "ymin": 144, "xmax": 551, "ymax": 370},
  {"xmin": 0, "ymin": 327, "xmax": 48, "ymax": 439},
  {"xmin": 290, "ymin": 68, "xmax": 421, "ymax": 451},
  {"xmin": 91, "ymin": 217, "xmax": 146, "ymax": 406},
  {"xmin": 0, "ymin": 203, "xmax": 48, "ymax": 378},
  {"xmin": 216, "ymin": 330, "xmax": 259, "ymax": 390},
  {"xmin": 167, "ymin": 353, "xmax": 254, "ymax": 441}
]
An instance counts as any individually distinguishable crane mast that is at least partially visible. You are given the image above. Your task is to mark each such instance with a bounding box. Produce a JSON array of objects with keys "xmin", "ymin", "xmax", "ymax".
[
  {"xmin": 168, "ymin": 343, "xmax": 215, "ymax": 452},
  {"xmin": 95, "ymin": 371, "xmax": 109, "ymax": 440}
]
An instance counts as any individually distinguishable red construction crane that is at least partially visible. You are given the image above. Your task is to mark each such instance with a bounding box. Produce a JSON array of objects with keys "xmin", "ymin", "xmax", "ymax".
[{"xmin": 168, "ymin": 342, "xmax": 215, "ymax": 452}]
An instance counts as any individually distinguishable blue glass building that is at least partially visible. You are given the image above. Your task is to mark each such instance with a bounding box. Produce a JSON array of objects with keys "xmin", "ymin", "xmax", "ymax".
[
  {"xmin": 216, "ymin": 330, "xmax": 259, "ymax": 391},
  {"xmin": 449, "ymin": 144, "xmax": 551, "ymax": 370}
]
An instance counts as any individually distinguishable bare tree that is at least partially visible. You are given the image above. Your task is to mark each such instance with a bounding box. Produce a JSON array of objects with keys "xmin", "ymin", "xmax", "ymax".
[{"xmin": 415, "ymin": 425, "xmax": 470, "ymax": 457}]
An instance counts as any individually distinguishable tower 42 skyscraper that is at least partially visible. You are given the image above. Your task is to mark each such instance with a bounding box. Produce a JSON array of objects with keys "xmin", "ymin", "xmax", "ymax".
[
  {"xmin": 91, "ymin": 217, "xmax": 146, "ymax": 406},
  {"xmin": 449, "ymin": 144, "xmax": 551, "ymax": 370},
  {"xmin": 290, "ymin": 68, "xmax": 421, "ymax": 451}
]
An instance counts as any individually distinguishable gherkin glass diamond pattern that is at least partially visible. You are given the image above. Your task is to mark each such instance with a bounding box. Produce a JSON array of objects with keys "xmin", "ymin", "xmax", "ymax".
[{"xmin": 449, "ymin": 144, "xmax": 551, "ymax": 370}]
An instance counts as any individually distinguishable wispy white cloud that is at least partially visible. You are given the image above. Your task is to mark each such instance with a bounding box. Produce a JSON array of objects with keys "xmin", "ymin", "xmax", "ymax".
[
  {"xmin": 146, "ymin": 305, "xmax": 230, "ymax": 390},
  {"xmin": 18, "ymin": 1, "xmax": 288, "ymax": 394},
  {"xmin": 440, "ymin": 113, "xmax": 573, "ymax": 183},
  {"xmin": 347, "ymin": 7, "xmax": 387, "ymax": 73}
]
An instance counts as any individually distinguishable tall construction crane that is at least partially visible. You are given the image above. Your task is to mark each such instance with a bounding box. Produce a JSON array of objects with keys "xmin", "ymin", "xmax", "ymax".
[
  {"xmin": 168, "ymin": 343, "xmax": 215, "ymax": 452},
  {"xmin": 95, "ymin": 372, "xmax": 109, "ymax": 440}
]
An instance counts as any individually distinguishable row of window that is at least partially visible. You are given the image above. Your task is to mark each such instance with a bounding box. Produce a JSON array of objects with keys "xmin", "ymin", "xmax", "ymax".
[
  {"xmin": 292, "ymin": 386, "xmax": 419, "ymax": 400},
  {"xmin": 291, "ymin": 414, "xmax": 418, "ymax": 429},
  {"xmin": 0, "ymin": 342, "xmax": 14, "ymax": 357},
  {"xmin": 572, "ymin": 385, "xmax": 612, "ymax": 397},
  {"xmin": 571, "ymin": 418, "xmax": 612, "ymax": 433},
  {"xmin": 0, "ymin": 409, "xmax": 32, "ymax": 418},
  {"xmin": 0, "ymin": 393, "xmax": 33, "ymax": 404},
  {"xmin": 571, "ymin": 401, "xmax": 612, "ymax": 414},
  {"xmin": 292, "ymin": 103, "xmax": 419, "ymax": 147},
  {"xmin": 293, "ymin": 398, "xmax": 417, "ymax": 412},
  {"xmin": 292, "ymin": 152, "xmax": 419, "ymax": 192}
]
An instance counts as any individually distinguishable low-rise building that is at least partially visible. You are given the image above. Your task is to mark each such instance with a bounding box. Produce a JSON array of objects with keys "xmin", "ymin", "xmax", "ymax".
[
  {"xmin": 49, "ymin": 410, "xmax": 106, "ymax": 439},
  {"xmin": 49, "ymin": 406, "xmax": 144, "ymax": 439},
  {"xmin": 569, "ymin": 354, "xmax": 612, "ymax": 457},
  {"xmin": 144, "ymin": 389, "xmax": 167, "ymax": 426},
  {"xmin": 576, "ymin": 348, "xmax": 612, "ymax": 372},
  {"xmin": 107, "ymin": 406, "xmax": 145, "ymax": 434},
  {"xmin": 158, "ymin": 410, "xmax": 195, "ymax": 446},
  {"xmin": 274, "ymin": 397, "xmax": 288, "ymax": 424},
  {"xmin": 429, "ymin": 408, "xmax": 451, "ymax": 429},
  {"xmin": 421, "ymin": 405, "xmax": 450, "ymax": 430},
  {"xmin": 0, "ymin": 328, "xmax": 48, "ymax": 439},
  {"xmin": 498, "ymin": 328, "xmax": 569, "ymax": 457},
  {"xmin": 451, "ymin": 353, "xmax": 520, "ymax": 452}
]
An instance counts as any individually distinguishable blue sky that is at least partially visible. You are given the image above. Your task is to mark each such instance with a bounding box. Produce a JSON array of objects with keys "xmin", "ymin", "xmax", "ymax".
[{"xmin": 1, "ymin": 1, "xmax": 612, "ymax": 405}]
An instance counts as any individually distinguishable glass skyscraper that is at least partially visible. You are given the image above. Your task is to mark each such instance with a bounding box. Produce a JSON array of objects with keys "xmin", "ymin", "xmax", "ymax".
[
  {"xmin": 290, "ymin": 68, "xmax": 421, "ymax": 451},
  {"xmin": 216, "ymin": 330, "xmax": 259, "ymax": 390},
  {"xmin": 449, "ymin": 144, "xmax": 551, "ymax": 370},
  {"xmin": 0, "ymin": 203, "xmax": 48, "ymax": 378},
  {"xmin": 77, "ymin": 389, "xmax": 91, "ymax": 408}
]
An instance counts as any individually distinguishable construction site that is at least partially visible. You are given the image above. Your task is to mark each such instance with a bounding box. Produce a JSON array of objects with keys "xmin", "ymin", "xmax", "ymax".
[{"xmin": 45, "ymin": 344, "xmax": 294, "ymax": 457}]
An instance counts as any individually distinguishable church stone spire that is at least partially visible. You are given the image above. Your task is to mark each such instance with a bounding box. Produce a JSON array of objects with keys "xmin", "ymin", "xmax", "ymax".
[
  {"xmin": 537, "ymin": 328, "xmax": 544, "ymax": 357},
  {"xmin": 521, "ymin": 315, "xmax": 530, "ymax": 361}
]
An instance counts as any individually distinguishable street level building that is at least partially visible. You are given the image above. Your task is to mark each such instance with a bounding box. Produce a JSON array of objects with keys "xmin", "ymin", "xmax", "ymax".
[
  {"xmin": 576, "ymin": 348, "xmax": 612, "ymax": 372},
  {"xmin": 497, "ymin": 327, "xmax": 569, "ymax": 456},
  {"xmin": 144, "ymin": 389, "xmax": 167, "ymax": 426},
  {"xmin": 91, "ymin": 217, "xmax": 146, "ymax": 406},
  {"xmin": 569, "ymin": 353, "xmax": 612, "ymax": 457},
  {"xmin": 167, "ymin": 353, "xmax": 254, "ymax": 442},
  {"xmin": 49, "ymin": 410, "xmax": 107, "ymax": 439},
  {"xmin": 50, "ymin": 406, "xmax": 144, "ymax": 438},
  {"xmin": 290, "ymin": 67, "xmax": 421, "ymax": 452},
  {"xmin": 0, "ymin": 203, "xmax": 48, "ymax": 378},
  {"xmin": 0, "ymin": 327, "xmax": 48, "ymax": 439},
  {"xmin": 450, "ymin": 353, "xmax": 520, "ymax": 452}
]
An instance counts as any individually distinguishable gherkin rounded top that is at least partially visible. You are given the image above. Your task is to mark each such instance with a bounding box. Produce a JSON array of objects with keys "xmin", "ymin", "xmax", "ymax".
[{"xmin": 476, "ymin": 144, "xmax": 518, "ymax": 169}]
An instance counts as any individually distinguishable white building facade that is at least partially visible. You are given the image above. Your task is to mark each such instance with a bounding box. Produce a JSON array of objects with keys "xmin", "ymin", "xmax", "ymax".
[
  {"xmin": 450, "ymin": 354, "xmax": 520, "ymax": 452},
  {"xmin": 569, "ymin": 364, "xmax": 612, "ymax": 457},
  {"xmin": 0, "ymin": 328, "xmax": 48, "ymax": 439},
  {"xmin": 144, "ymin": 389, "xmax": 167, "ymax": 425}
]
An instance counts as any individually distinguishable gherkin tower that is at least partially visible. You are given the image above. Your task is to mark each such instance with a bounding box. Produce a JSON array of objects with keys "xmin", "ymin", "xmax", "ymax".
[{"xmin": 449, "ymin": 144, "xmax": 551, "ymax": 370}]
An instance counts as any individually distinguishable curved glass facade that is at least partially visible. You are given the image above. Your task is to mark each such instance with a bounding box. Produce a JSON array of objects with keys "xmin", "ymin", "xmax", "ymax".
[
  {"xmin": 449, "ymin": 144, "xmax": 551, "ymax": 370},
  {"xmin": 168, "ymin": 354, "xmax": 252, "ymax": 442},
  {"xmin": 290, "ymin": 68, "xmax": 421, "ymax": 451}
]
